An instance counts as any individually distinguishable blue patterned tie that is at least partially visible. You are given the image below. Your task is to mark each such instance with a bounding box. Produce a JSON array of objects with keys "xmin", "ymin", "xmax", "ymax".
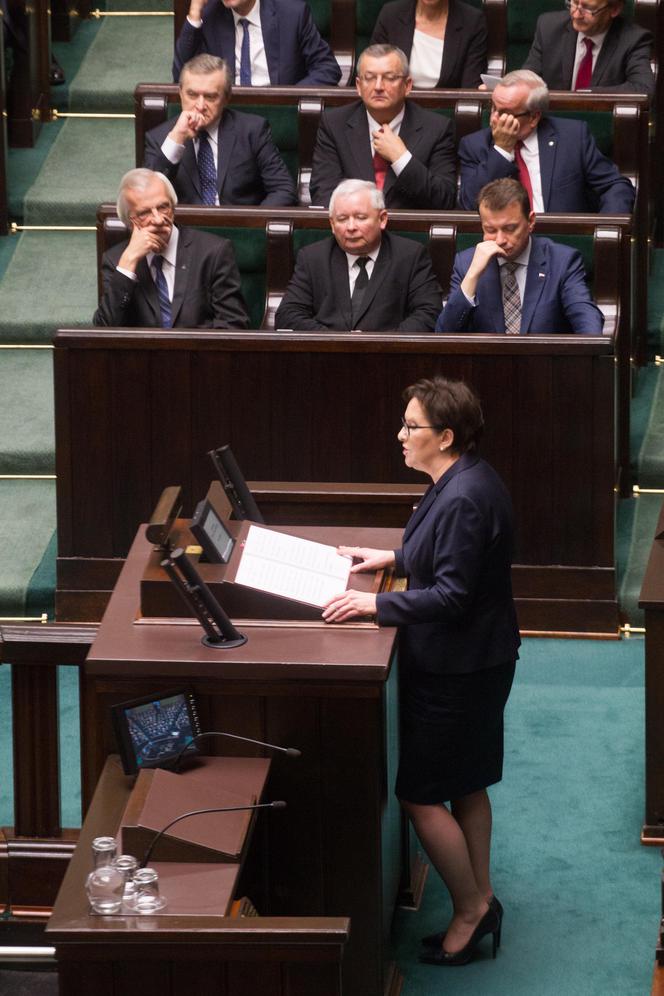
[
  {"xmin": 239, "ymin": 18, "xmax": 252, "ymax": 85},
  {"xmin": 197, "ymin": 130, "xmax": 217, "ymax": 205},
  {"xmin": 152, "ymin": 255, "xmax": 172, "ymax": 328}
]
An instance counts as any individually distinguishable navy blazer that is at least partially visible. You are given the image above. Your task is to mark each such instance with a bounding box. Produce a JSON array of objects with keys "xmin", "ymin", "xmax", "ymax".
[
  {"xmin": 458, "ymin": 115, "xmax": 635, "ymax": 214},
  {"xmin": 93, "ymin": 227, "xmax": 249, "ymax": 329},
  {"xmin": 274, "ymin": 230, "xmax": 442, "ymax": 332},
  {"xmin": 370, "ymin": 0, "xmax": 487, "ymax": 88},
  {"xmin": 309, "ymin": 99, "xmax": 456, "ymax": 210},
  {"xmin": 173, "ymin": 0, "xmax": 341, "ymax": 84},
  {"xmin": 144, "ymin": 108, "xmax": 296, "ymax": 206},
  {"xmin": 377, "ymin": 453, "xmax": 520, "ymax": 676},
  {"xmin": 436, "ymin": 236, "xmax": 604, "ymax": 335},
  {"xmin": 522, "ymin": 11, "xmax": 654, "ymax": 98}
]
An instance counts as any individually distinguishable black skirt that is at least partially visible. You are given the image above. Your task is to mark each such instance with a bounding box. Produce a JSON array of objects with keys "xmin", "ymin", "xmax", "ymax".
[{"xmin": 396, "ymin": 659, "xmax": 516, "ymax": 805}]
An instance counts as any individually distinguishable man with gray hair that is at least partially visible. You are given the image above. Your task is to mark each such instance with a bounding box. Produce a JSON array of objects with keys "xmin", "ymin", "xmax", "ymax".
[
  {"xmin": 274, "ymin": 179, "xmax": 441, "ymax": 331},
  {"xmin": 458, "ymin": 69, "xmax": 635, "ymax": 213},
  {"xmin": 522, "ymin": 0, "xmax": 654, "ymax": 97},
  {"xmin": 309, "ymin": 44, "xmax": 455, "ymax": 210},
  {"xmin": 93, "ymin": 168, "xmax": 249, "ymax": 329},
  {"xmin": 144, "ymin": 54, "xmax": 295, "ymax": 206}
]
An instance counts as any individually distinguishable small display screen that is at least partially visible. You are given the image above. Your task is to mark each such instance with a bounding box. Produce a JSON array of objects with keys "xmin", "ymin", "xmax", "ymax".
[
  {"xmin": 190, "ymin": 498, "xmax": 235, "ymax": 564},
  {"xmin": 203, "ymin": 508, "xmax": 234, "ymax": 563},
  {"xmin": 112, "ymin": 689, "xmax": 201, "ymax": 775}
]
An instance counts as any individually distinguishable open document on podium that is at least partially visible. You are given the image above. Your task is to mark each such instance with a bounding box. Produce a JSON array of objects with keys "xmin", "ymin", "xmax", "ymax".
[{"xmin": 234, "ymin": 525, "xmax": 353, "ymax": 608}]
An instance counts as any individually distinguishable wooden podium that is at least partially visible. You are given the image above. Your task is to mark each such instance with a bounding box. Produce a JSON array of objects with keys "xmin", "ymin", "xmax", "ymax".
[{"xmin": 81, "ymin": 522, "xmax": 406, "ymax": 996}]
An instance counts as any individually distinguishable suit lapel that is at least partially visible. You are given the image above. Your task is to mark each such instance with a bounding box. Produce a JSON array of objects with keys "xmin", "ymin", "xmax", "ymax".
[
  {"xmin": 561, "ymin": 20, "xmax": 577, "ymax": 87},
  {"xmin": 592, "ymin": 19, "xmax": 619, "ymax": 86},
  {"xmin": 384, "ymin": 103, "xmax": 422, "ymax": 199},
  {"xmin": 402, "ymin": 453, "xmax": 479, "ymax": 541},
  {"xmin": 438, "ymin": 4, "xmax": 462, "ymax": 86},
  {"xmin": 483, "ymin": 258, "xmax": 506, "ymax": 333},
  {"xmin": 351, "ymin": 236, "xmax": 391, "ymax": 325},
  {"xmin": 170, "ymin": 227, "xmax": 191, "ymax": 327},
  {"xmin": 182, "ymin": 140, "xmax": 202, "ymax": 200},
  {"xmin": 136, "ymin": 257, "xmax": 161, "ymax": 322},
  {"xmin": 331, "ymin": 244, "xmax": 353, "ymax": 329},
  {"xmin": 345, "ymin": 104, "xmax": 376, "ymax": 181},
  {"xmin": 218, "ymin": 7, "xmax": 237, "ymax": 79},
  {"xmin": 260, "ymin": 0, "xmax": 280, "ymax": 83},
  {"xmin": 520, "ymin": 238, "xmax": 547, "ymax": 334},
  {"xmin": 216, "ymin": 109, "xmax": 237, "ymax": 204},
  {"xmin": 536, "ymin": 118, "xmax": 557, "ymax": 211}
]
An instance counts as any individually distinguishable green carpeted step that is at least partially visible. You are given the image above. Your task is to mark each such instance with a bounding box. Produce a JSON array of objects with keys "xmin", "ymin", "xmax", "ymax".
[
  {"xmin": 0, "ymin": 231, "xmax": 97, "ymax": 343},
  {"xmin": 0, "ymin": 480, "xmax": 56, "ymax": 617},
  {"xmin": 0, "ymin": 349, "xmax": 55, "ymax": 473},
  {"xmin": 23, "ymin": 120, "xmax": 135, "ymax": 226},
  {"xmin": 67, "ymin": 15, "xmax": 173, "ymax": 112}
]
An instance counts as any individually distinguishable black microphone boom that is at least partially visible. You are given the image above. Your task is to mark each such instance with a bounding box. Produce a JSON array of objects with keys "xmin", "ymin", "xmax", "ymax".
[
  {"xmin": 140, "ymin": 801, "xmax": 287, "ymax": 867},
  {"xmin": 173, "ymin": 730, "xmax": 301, "ymax": 772}
]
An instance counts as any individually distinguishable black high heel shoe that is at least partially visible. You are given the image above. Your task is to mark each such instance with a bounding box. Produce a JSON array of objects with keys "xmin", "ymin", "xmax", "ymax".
[
  {"xmin": 421, "ymin": 894, "xmax": 503, "ymax": 951},
  {"xmin": 419, "ymin": 902, "xmax": 501, "ymax": 966}
]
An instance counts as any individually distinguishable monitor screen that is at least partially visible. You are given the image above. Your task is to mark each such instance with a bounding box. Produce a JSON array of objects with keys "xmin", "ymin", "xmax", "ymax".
[{"xmin": 111, "ymin": 689, "xmax": 202, "ymax": 775}]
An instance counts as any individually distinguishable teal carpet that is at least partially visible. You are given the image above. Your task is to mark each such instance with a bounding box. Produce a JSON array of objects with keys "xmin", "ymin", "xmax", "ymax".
[{"xmin": 393, "ymin": 636, "xmax": 658, "ymax": 995}]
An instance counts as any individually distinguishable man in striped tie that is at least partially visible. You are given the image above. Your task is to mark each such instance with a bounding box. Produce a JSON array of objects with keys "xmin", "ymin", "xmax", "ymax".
[
  {"xmin": 436, "ymin": 178, "xmax": 603, "ymax": 336},
  {"xmin": 93, "ymin": 168, "xmax": 249, "ymax": 329}
]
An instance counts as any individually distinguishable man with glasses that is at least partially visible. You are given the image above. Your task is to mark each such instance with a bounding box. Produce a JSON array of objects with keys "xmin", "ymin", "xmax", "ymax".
[
  {"xmin": 93, "ymin": 168, "xmax": 249, "ymax": 329},
  {"xmin": 309, "ymin": 44, "xmax": 456, "ymax": 209},
  {"xmin": 457, "ymin": 69, "xmax": 634, "ymax": 213},
  {"xmin": 522, "ymin": 0, "xmax": 654, "ymax": 97},
  {"xmin": 144, "ymin": 54, "xmax": 296, "ymax": 206}
]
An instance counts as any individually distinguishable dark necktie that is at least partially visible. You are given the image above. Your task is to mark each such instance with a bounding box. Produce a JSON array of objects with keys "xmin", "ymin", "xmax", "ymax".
[
  {"xmin": 514, "ymin": 141, "xmax": 534, "ymax": 210},
  {"xmin": 152, "ymin": 255, "xmax": 172, "ymax": 329},
  {"xmin": 197, "ymin": 130, "xmax": 217, "ymax": 205},
  {"xmin": 502, "ymin": 261, "xmax": 521, "ymax": 335},
  {"xmin": 239, "ymin": 18, "xmax": 252, "ymax": 85},
  {"xmin": 372, "ymin": 151, "xmax": 389, "ymax": 191},
  {"xmin": 575, "ymin": 37, "xmax": 594, "ymax": 90},
  {"xmin": 351, "ymin": 257, "xmax": 370, "ymax": 326}
]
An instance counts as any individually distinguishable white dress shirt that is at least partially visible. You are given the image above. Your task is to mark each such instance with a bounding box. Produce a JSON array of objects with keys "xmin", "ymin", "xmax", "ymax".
[
  {"xmin": 366, "ymin": 107, "xmax": 412, "ymax": 175},
  {"xmin": 345, "ymin": 246, "xmax": 380, "ymax": 294},
  {"xmin": 494, "ymin": 127, "xmax": 544, "ymax": 213},
  {"xmin": 232, "ymin": 1, "xmax": 271, "ymax": 85}
]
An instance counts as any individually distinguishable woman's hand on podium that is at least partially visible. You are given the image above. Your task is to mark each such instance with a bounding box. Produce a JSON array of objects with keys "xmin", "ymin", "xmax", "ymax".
[
  {"xmin": 322, "ymin": 588, "xmax": 377, "ymax": 623},
  {"xmin": 337, "ymin": 546, "xmax": 396, "ymax": 574}
]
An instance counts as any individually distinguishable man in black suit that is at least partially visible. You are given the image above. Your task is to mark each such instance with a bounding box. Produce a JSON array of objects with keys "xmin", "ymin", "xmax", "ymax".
[
  {"xmin": 93, "ymin": 168, "xmax": 249, "ymax": 329},
  {"xmin": 144, "ymin": 53, "xmax": 296, "ymax": 206},
  {"xmin": 173, "ymin": 0, "xmax": 341, "ymax": 85},
  {"xmin": 309, "ymin": 44, "xmax": 456, "ymax": 210},
  {"xmin": 522, "ymin": 0, "xmax": 654, "ymax": 97},
  {"xmin": 274, "ymin": 179, "xmax": 442, "ymax": 332}
]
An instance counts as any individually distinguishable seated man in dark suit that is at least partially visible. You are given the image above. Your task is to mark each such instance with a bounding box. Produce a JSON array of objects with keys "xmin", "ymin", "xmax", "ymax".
[
  {"xmin": 309, "ymin": 44, "xmax": 456, "ymax": 210},
  {"xmin": 145, "ymin": 54, "xmax": 296, "ymax": 206},
  {"xmin": 436, "ymin": 178, "xmax": 604, "ymax": 335},
  {"xmin": 93, "ymin": 168, "xmax": 249, "ymax": 329},
  {"xmin": 173, "ymin": 0, "xmax": 341, "ymax": 85},
  {"xmin": 522, "ymin": 0, "xmax": 654, "ymax": 98},
  {"xmin": 275, "ymin": 179, "xmax": 442, "ymax": 332},
  {"xmin": 458, "ymin": 70, "xmax": 635, "ymax": 213}
]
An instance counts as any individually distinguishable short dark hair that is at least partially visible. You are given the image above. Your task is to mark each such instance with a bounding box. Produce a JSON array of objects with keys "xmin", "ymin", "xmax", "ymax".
[
  {"xmin": 403, "ymin": 377, "xmax": 484, "ymax": 454},
  {"xmin": 478, "ymin": 178, "xmax": 530, "ymax": 220},
  {"xmin": 180, "ymin": 54, "xmax": 232, "ymax": 100}
]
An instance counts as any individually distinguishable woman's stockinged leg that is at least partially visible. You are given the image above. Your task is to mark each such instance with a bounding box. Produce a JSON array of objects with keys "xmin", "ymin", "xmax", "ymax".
[
  {"xmin": 451, "ymin": 788, "xmax": 493, "ymax": 900},
  {"xmin": 402, "ymin": 794, "xmax": 490, "ymax": 953}
]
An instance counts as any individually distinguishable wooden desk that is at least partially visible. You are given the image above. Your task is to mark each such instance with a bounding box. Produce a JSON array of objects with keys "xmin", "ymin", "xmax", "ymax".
[
  {"xmin": 639, "ymin": 500, "xmax": 664, "ymax": 843},
  {"xmin": 82, "ymin": 524, "xmax": 404, "ymax": 996},
  {"xmin": 47, "ymin": 756, "xmax": 349, "ymax": 996}
]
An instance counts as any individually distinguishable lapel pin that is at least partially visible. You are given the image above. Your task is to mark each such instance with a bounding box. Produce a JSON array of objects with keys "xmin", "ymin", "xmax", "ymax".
[
  {"xmin": 538, "ymin": 272, "xmax": 546, "ymax": 278},
  {"xmin": 548, "ymin": 140, "xmax": 555, "ymax": 146}
]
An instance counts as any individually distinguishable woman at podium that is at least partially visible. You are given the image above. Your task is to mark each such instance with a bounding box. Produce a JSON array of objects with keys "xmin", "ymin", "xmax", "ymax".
[{"xmin": 323, "ymin": 376, "xmax": 520, "ymax": 967}]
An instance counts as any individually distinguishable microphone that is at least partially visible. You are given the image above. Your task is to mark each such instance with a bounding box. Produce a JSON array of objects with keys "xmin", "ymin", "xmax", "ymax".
[
  {"xmin": 173, "ymin": 730, "xmax": 302, "ymax": 772},
  {"xmin": 140, "ymin": 800, "xmax": 287, "ymax": 867}
]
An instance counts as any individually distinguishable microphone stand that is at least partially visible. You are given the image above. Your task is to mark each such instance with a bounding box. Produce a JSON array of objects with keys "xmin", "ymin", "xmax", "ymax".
[
  {"xmin": 161, "ymin": 547, "xmax": 247, "ymax": 649},
  {"xmin": 172, "ymin": 730, "xmax": 301, "ymax": 773}
]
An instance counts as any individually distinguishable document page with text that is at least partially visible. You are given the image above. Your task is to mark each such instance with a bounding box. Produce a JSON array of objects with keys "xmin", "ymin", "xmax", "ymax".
[{"xmin": 234, "ymin": 525, "xmax": 353, "ymax": 607}]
